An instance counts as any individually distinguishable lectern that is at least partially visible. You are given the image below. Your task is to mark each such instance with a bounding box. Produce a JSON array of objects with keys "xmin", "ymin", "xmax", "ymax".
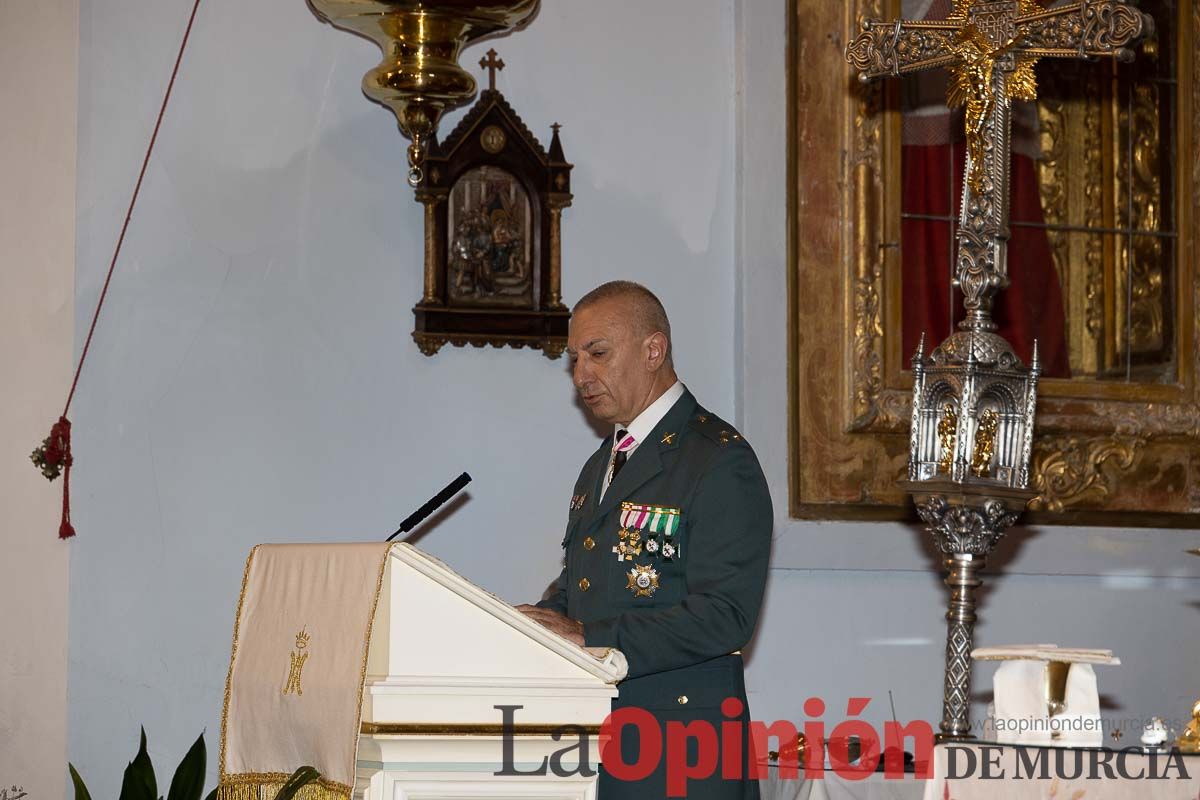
[{"xmin": 357, "ymin": 544, "xmax": 626, "ymax": 799}]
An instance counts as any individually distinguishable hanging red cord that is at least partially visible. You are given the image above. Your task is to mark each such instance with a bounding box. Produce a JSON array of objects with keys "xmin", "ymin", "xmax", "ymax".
[{"xmin": 30, "ymin": 0, "xmax": 205, "ymax": 539}]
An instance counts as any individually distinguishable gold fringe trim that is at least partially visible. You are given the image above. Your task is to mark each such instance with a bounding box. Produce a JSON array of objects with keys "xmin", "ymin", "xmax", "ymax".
[
  {"xmin": 353, "ymin": 546, "xmax": 393, "ymax": 760},
  {"xmin": 217, "ymin": 774, "xmax": 351, "ymax": 800},
  {"xmin": 219, "ymin": 545, "xmax": 261, "ymax": 776}
]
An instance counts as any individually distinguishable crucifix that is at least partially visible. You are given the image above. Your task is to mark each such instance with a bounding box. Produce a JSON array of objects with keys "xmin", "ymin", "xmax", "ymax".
[
  {"xmin": 846, "ymin": 0, "xmax": 1152, "ymax": 334},
  {"xmin": 845, "ymin": 0, "xmax": 1152, "ymax": 742},
  {"xmin": 479, "ymin": 48, "xmax": 505, "ymax": 91}
]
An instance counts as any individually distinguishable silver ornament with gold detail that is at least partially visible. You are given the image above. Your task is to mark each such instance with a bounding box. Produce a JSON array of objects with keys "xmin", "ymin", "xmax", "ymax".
[{"xmin": 626, "ymin": 564, "xmax": 660, "ymax": 598}]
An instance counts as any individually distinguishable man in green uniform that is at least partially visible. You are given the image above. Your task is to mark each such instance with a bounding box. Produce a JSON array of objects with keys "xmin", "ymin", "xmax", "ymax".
[{"xmin": 518, "ymin": 281, "xmax": 773, "ymax": 799}]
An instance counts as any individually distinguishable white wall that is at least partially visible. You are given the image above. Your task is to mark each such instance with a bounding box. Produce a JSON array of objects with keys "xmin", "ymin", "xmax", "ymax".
[
  {"xmin": 69, "ymin": 0, "xmax": 735, "ymax": 794},
  {"xmin": 0, "ymin": 0, "xmax": 77, "ymax": 794},
  {"xmin": 734, "ymin": 0, "xmax": 1200, "ymax": 741}
]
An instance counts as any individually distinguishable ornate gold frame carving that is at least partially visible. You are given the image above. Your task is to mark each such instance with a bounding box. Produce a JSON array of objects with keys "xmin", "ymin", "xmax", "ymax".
[{"xmin": 788, "ymin": 0, "xmax": 1199, "ymax": 525}]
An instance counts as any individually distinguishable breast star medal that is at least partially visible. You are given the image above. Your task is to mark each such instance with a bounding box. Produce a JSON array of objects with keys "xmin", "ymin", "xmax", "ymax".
[{"xmin": 626, "ymin": 564, "xmax": 660, "ymax": 598}]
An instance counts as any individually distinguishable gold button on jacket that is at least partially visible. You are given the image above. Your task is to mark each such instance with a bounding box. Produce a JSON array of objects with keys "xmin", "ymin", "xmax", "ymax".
[{"xmin": 578, "ymin": 577, "xmax": 590, "ymax": 591}]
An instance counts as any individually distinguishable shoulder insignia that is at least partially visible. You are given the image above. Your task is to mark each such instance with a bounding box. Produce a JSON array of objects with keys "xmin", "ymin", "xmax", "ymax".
[{"xmin": 688, "ymin": 411, "xmax": 745, "ymax": 446}]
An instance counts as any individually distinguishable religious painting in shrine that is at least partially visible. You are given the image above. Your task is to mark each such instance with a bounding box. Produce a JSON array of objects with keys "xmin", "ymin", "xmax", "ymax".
[{"xmin": 446, "ymin": 165, "xmax": 535, "ymax": 309}]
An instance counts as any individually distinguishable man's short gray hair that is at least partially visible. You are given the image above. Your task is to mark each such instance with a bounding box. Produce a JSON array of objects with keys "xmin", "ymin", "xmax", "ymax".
[{"xmin": 574, "ymin": 280, "xmax": 673, "ymax": 364}]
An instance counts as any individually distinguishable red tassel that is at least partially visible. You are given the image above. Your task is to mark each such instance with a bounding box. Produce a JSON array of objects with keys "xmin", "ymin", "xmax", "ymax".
[
  {"xmin": 51, "ymin": 416, "xmax": 74, "ymax": 539},
  {"xmin": 31, "ymin": 416, "xmax": 75, "ymax": 539},
  {"xmin": 60, "ymin": 437, "xmax": 75, "ymax": 540}
]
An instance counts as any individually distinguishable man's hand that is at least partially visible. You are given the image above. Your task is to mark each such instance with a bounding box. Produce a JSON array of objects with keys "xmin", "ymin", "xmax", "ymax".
[{"xmin": 515, "ymin": 604, "xmax": 585, "ymax": 646}]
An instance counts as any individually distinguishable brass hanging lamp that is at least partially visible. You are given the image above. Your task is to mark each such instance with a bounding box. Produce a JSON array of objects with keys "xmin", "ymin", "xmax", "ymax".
[{"xmin": 309, "ymin": 0, "xmax": 540, "ymax": 185}]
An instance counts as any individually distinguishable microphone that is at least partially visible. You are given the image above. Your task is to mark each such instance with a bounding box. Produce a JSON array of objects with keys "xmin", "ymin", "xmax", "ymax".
[{"xmin": 387, "ymin": 472, "xmax": 472, "ymax": 542}]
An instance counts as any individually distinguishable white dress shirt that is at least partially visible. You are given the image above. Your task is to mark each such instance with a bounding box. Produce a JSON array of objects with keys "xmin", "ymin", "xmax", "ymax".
[{"xmin": 600, "ymin": 380, "xmax": 685, "ymax": 497}]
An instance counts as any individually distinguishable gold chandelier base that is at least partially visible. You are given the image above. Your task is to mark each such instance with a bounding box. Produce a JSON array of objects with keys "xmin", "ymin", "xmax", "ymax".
[{"xmin": 309, "ymin": 0, "xmax": 540, "ymax": 184}]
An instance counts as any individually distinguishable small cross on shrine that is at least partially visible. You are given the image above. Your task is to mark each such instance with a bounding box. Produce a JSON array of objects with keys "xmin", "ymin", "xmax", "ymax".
[
  {"xmin": 845, "ymin": 0, "xmax": 1152, "ymax": 331},
  {"xmin": 479, "ymin": 48, "xmax": 505, "ymax": 91}
]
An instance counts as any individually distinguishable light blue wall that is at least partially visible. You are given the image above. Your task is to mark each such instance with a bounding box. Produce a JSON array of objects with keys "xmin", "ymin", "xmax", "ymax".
[{"xmin": 70, "ymin": 0, "xmax": 734, "ymax": 792}]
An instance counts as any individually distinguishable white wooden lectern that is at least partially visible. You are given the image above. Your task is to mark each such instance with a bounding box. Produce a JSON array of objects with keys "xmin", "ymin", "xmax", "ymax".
[{"xmin": 356, "ymin": 544, "xmax": 627, "ymax": 800}]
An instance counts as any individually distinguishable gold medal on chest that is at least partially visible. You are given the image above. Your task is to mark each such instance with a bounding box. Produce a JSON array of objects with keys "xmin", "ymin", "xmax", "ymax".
[{"xmin": 612, "ymin": 527, "xmax": 643, "ymax": 561}]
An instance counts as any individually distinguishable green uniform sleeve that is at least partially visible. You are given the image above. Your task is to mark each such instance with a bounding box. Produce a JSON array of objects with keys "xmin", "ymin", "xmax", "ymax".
[
  {"xmin": 581, "ymin": 443, "xmax": 772, "ymax": 678},
  {"xmin": 534, "ymin": 565, "xmax": 569, "ymax": 615}
]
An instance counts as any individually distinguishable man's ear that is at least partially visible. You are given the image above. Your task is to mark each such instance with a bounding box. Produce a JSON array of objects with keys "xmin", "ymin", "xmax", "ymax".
[{"xmin": 644, "ymin": 331, "xmax": 669, "ymax": 370}]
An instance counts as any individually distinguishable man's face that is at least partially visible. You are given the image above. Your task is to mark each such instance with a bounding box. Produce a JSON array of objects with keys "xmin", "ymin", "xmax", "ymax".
[{"xmin": 567, "ymin": 298, "xmax": 657, "ymax": 426}]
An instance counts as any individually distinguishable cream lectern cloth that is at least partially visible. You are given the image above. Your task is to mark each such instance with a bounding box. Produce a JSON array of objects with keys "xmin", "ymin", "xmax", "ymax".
[{"xmin": 218, "ymin": 543, "xmax": 393, "ymax": 800}]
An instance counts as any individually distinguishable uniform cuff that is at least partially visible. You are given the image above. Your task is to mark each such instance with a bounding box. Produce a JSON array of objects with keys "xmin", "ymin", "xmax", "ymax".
[
  {"xmin": 533, "ymin": 596, "xmax": 565, "ymax": 614},
  {"xmin": 582, "ymin": 617, "xmax": 618, "ymax": 648}
]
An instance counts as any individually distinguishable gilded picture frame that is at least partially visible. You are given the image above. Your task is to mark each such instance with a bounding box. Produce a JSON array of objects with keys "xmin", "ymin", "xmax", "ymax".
[{"xmin": 788, "ymin": 0, "xmax": 1199, "ymax": 525}]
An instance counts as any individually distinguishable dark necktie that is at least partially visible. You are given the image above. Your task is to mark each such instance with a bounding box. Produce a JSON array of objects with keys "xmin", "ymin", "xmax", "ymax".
[{"xmin": 611, "ymin": 429, "xmax": 634, "ymax": 481}]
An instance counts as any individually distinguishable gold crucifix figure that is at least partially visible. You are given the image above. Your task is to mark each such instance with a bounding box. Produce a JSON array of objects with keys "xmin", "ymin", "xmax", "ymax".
[
  {"xmin": 845, "ymin": 0, "xmax": 1152, "ymax": 331},
  {"xmin": 479, "ymin": 48, "xmax": 505, "ymax": 91}
]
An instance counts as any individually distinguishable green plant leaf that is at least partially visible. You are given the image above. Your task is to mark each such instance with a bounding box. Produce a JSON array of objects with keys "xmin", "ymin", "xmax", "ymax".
[
  {"xmin": 202, "ymin": 787, "xmax": 217, "ymax": 800},
  {"xmin": 167, "ymin": 733, "xmax": 206, "ymax": 800},
  {"xmin": 119, "ymin": 728, "xmax": 158, "ymax": 800},
  {"xmin": 272, "ymin": 767, "xmax": 320, "ymax": 800},
  {"xmin": 68, "ymin": 763, "xmax": 94, "ymax": 800}
]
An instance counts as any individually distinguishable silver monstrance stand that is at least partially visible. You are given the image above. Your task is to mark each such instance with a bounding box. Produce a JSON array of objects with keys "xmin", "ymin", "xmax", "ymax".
[{"xmin": 845, "ymin": 0, "xmax": 1152, "ymax": 742}]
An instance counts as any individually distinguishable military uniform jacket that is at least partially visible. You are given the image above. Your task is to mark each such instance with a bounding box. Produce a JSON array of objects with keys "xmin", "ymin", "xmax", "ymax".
[{"xmin": 537, "ymin": 389, "xmax": 772, "ymax": 799}]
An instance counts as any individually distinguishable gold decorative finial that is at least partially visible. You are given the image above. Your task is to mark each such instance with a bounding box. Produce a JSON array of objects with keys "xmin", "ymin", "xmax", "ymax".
[
  {"xmin": 480, "ymin": 48, "xmax": 505, "ymax": 91},
  {"xmin": 1178, "ymin": 700, "xmax": 1200, "ymax": 752}
]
